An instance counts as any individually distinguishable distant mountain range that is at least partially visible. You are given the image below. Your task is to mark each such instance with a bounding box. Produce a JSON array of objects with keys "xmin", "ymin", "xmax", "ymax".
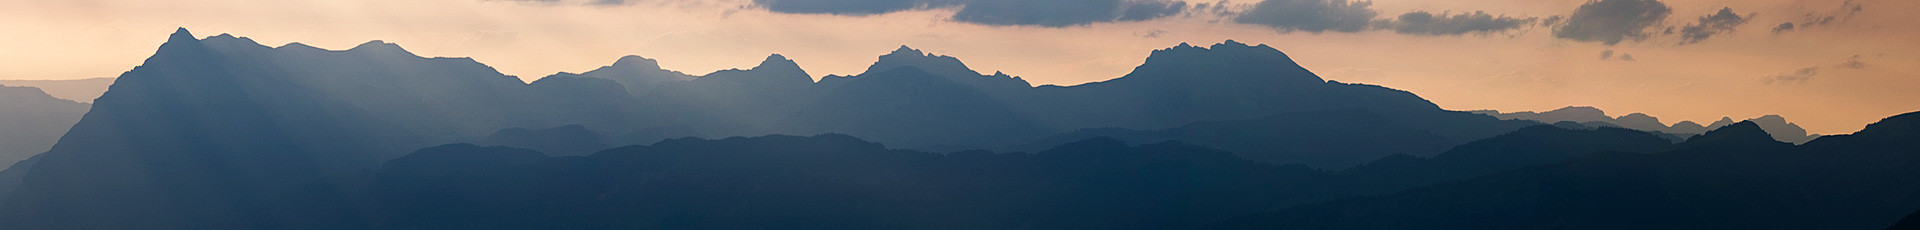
[
  {"xmin": 0, "ymin": 85, "xmax": 87, "ymax": 171},
  {"xmin": 0, "ymin": 28, "xmax": 1913, "ymax": 229},
  {"xmin": 1473, "ymin": 106, "xmax": 1822, "ymax": 143},
  {"xmin": 0, "ymin": 78, "xmax": 113, "ymax": 103}
]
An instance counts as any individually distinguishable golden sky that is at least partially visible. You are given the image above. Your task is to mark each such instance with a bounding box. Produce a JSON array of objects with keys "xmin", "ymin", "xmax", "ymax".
[{"xmin": 1, "ymin": 0, "xmax": 1915, "ymax": 134}]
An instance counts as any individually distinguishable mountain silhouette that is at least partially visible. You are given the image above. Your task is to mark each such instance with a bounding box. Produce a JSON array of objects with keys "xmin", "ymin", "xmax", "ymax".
[
  {"xmin": 8, "ymin": 28, "xmax": 1912, "ymax": 229},
  {"xmin": 1890, "ymin": 210, "xmax": 1920, "ymax": 230},
  {"xmin": 0, "ymin": 78, "xmax": 114, "ymax": 103},
  {"xmin": 0, "ymin": 29, "xmax": 552, "ymax": 228},
  {"xmin": 0, "ymin": 85, "xmax": 87, "ymax": 170},
  {"xmin": 638, "ymin": 54, "xmax": 822, "ymax": 138},
  {"xmin": 545, "ymin": 55, "xmax": 695, "ymax": 96},
  {"xmin": 1206, "ymin": 111, "xmax": 1920, "ymax": 230},
  {"xmin": 852, "ymin": 46, "xmax": 1033, "ymax": 94},
  {"xmin": 340, "ymin": 123, "xmax": 1693, "ymax": 229},
  {"xmin": 1023, "ymin": 41, "xmax": 1535, "ymax": 143},
  {"xmin": 473, "ymin": 124, "xmax": 616, "ymax": 156},
  {"xmin": 781, "ymin": 66, "xmax": 1049, "ymax": 149},
  {"xmin": 350, "ymin": 134, "xmax": 1329, "ymax": 229},
  {"xmin": 0, "ymin": 85, "xmax": 90, "ymax": 197},
  {"xmin": 1745, "ymin": 114, "xmax": 1821, "ymax": 144},
  {"xmin": 1475, "ymin": 106, "xmax": 1822, "ymax": 143},
  {"xmin": 1318, "ymin": 125, "xmax": 1675, "ymax": 201},
  {"xmin": 525, "ymin": 75, "xmax": 650, "ymax": 135},
  {"xmin": 1008, "ymin": 109, "xmax": 1456, "ymax": 169}
]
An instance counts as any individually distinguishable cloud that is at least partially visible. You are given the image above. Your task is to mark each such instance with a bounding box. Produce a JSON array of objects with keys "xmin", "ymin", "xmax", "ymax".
[
  {"xmin": 1678, "ymin": 7, "xmax": 1751, "ymax": 44},
  {"xmin": 1388, "ymin": 11, "xmax": 1537, "ymax": 36},
  {"xmin": 1599, "ymin": 49, "xmax": 1615, "ymax": 60},
  {"xmin": 1834, "ymin": 55, "xmax": 1868, "ymax": 69},
  {"xmin": 488, "ymin": 0, "xmax": 643, "ymax": 6},
  {"xmin": 486, "ymin": 0, "xmax": 564, "ymax": 4},
  {"xmin": 588, "ymin": 0, "xmax": 632, "ymax": 5},
  {"xmin": 1189, "ymin": 1, "xmax": 1238, "ymax": 17},
  {"xmin": 1232, "ymin": 0, "xmax": 1379, "ymax": 33},
  {"xmin": 751, "ymin": 0, "xmax": 931, "ymax": 16},
  {"xmin": 1764, "ymin": 66, "xmax": 1820, "ymax": 85},
  {"xmin": 1775, "ymin": 0, "xmax": 1864, "ymax": 34},
  {"xmin": 951, "ymin": 0, "xmax": 1188, "ymax": 27},
  {"xmin": 1618, "ymin": 53, "xmax": 1635, "ymax": 61},
  {"xmin": 1552, "ymin": 0, "xmax": 1672, "ymax": 45},
  {"xmin": 748, "ymin": 0, "xmax": 1189, "ymax": 27},
  {"xmin": 1137, "ymin": 29, "xmax": 1168, "ymax": 38}
]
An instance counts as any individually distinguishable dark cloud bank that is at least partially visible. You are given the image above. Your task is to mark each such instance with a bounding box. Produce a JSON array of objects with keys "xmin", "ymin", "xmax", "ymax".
[
  {"xmin": 1389, "ymin": 11, "xmax": 1538, "ymax": 36},
  {"xmin": 547, "ymin": 0, "xmax": 1769, "ymax": 46},
  {"xmin": 1773, "ymin": 0, "xmax": 1865, "ymax": 34},
  {"xmin": 1552, "ymin": 0, "xmax": 1672, "ymax": 45},
  {"xmin": 1231, "ymin": 0, "xmax": 1378, "ymax": 33},
  {"xmin": 1678, "ymin": 7, "xmax": 1751, "ymax": 44},
  {"xmin": 1230, "ymin": 0, "xmax": 1537, "ymax": 36},
  {"xmin": 753, "ymin": 0, "xmax": 1190, "ymax": 27},
  {"xmin": 749, "ymin": 0, "xmax": 1537, "ymax": 35}
]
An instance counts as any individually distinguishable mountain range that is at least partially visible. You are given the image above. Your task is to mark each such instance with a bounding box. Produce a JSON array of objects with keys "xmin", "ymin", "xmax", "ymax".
[
  {"xmin": 1207, "ymin": 115, "xmax": 1920, "ymax": 229},
  {"xmin": 0, "ymin": 78, "xmax": 113, "ymax": 103},
  {"xmin": 0, "ymin": 85, "xmax": 88, "ymax": 171},
  {"xmin": 1474, "ymin": 106, "xmax": 1822, "ymax": 143},
  {"xmin": 0, "ymin": 28, "xmax": 1913, "ymax": 229}
]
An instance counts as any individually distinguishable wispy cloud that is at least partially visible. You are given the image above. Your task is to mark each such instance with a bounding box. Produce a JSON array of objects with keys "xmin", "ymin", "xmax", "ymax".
[
  {"xmin": 1764, "ymin": 66, "xmax": 1820, "ymax": 85},
  {"xmin": 1231, "ymin": 0, "xmax": 1378, "ymax": 33},
  {"xmin": 746, "ymin": 0, "xmax": 1190, "ymax": 27},
  {"xmin": 1387, "ymin": 11, "xmax": 1537, "ymax": 36},
  {"xmin": 1551, "ymin": 0, "xmax": 1672, "ymax": 45},
  {"xmin": 1833, "ymin": 55, "xmax": 1868, "ymax": 69},
  {"xmin": 1773, "ymin": 0, "xmax": 1865, "ymax": 34},
  {"xmin": 1678, "ymin": 7, "xmax": 1752, "ymax": 44}
]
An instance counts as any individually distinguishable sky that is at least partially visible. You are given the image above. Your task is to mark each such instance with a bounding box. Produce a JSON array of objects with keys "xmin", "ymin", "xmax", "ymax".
[{"xmin": 0, "ymin": 0, "xmax": 1915, "ymax": 134}]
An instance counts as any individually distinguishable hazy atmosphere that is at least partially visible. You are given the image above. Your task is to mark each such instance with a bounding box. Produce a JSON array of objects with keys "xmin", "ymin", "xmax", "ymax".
[
  {"xmin": 4, "ymin": 0, "xmax": 1916, "ymax": 134},
  {"xmin": 5, "ymin": 0, "xmax": 1920, "ymax": 229}
]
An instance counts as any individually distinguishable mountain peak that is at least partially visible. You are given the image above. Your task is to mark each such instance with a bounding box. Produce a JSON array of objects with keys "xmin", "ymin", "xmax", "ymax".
[
  {"xmin": 1548, "ymin": 106, "xmax": 1607, "ymax": 116},
  {"xmin": 0, "ymin": 85, "xmax": 66, "ymax": 103},
  {"xmin": 1214, "ymin": 39, "xmax": 1247, "ymax": 49},
  {"xmin": 1753, "ymin": 114, "xmax": 1789, "ymax": 124},
  {"xmin": 1678, "ymin": 121, "xmax": 1782, "ymax": 149},
  {"xmin": 612, "ymin": 55, "xmax": 663, "ymax": 69},
  {"xmin": 890, "ymin": 45, "xmax": 923, "ymax": 56},
  {"xmin": 691, "ymin": 53, "xmax": 812, "ymax": 86},
  {"xmin": 199, "ymin": 33, "xmax": 266, "ymax": 49},
  {"xmin": 1673, "ymin": 121, "xmax": 1705, "ymax": 129},
  {"xmin": 1128, "ymin": 40, "xmax": 1326, "ymax": 87},
  {"xmin": 349, "ymin": 40, "xmax": 416, "ymax": 56},
  {"xmin": 1748, "ymin": 114, "xmax": 1816, "ymax": 143},
  {"xmin": 167, "ymin": 27, "xmax": 196, "ymax": 43},
  {"xmin": 1707, "ymin": 117, "xmax": 1738, "ymax": 129},
  {"xmin": 752, "ymin": 54, "xmax": 806, "ymax": 76},
  {"xmin": 1619, "ymin": 112, "xmax": 1656, "ymax": 120},
  {"xmin": 864, "ymin": 45, "xmax": 978, "ymax": 77},
  {"xmin": 275, "ymin": 42, "xmax": 323, "ymax": 51}
]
